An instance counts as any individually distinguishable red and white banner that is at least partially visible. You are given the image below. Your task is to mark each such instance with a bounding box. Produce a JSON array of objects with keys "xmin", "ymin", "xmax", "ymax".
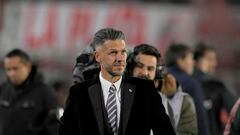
[{"xmin": 1, "ymin": 2, "xmax": 196, "ymax": 60}]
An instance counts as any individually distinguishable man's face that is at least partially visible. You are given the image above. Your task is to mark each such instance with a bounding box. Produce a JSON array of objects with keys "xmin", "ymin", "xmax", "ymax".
[
  {"xmin": 205, "ymin": 50, "xmax": 217, "ymax": 74},
  {"xmin": 95, "ymin": 39, "xmax": 127, "ymax": 77},
  {"xmin": 196, "ymin": 50, "xmax": 217, "ymax": 74},
  {"xmin": 4, "ymin": 57, "xmax": 31, "ymax": 85},
  {"xmin": 132, "ymin": 54, "xmax": 157, "ymax": 80},
  {"xmin": 177, "ymin": 52, "xmax": 194, "ymax": 75}
]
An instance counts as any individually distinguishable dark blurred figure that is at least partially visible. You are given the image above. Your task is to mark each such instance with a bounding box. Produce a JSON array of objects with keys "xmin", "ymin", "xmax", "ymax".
[
  {"xmin": 193, "ymin": 42, "xmax": 217, "ymax": 79},
  {"xmin": 0, "ymin": 49, "xmax": 59, "ymax": 135},
  {"xmin": 52, "ymin": 81, "xmax": 69, "ymax": 121},
  {"xmin": 127, "ymin": 44, "xmax": 197, "ymax": 135},
  {"xmin": 193, "ymin": 43, "xmax": 237, "ymax": 135},
  {"xmin": 72, "ymin": 45, "xmax": 100, "ymax": 84},
  {"xmin": 224, "ymin": 98, "xmax": 240, "ymax": 135},
  {"xmin": 52, "ymin": 81, "xmax": 69, "ymax": 109},
  {"xmin": 165, "ymin": 43, "xmax": 210, "ymax": 135}
]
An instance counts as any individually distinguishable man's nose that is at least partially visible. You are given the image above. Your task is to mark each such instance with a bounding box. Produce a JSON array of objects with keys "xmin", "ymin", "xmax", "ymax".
[
  {"xmin": 116, "ymin": 53, "xmax": 126, "ymax": 61},
  {"xmin": 140, "ymin": 67, "xmax": 148, "ymax": 76},
  {"xmin": 7, "ymin": 70, "xmax": 15, "ymax": 78}
]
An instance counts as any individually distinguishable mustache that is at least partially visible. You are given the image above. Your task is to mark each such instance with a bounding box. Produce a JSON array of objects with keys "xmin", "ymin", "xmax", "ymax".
[{"xmin": 113, "ymin": 62, "xmax": 126, "ymax": 66}]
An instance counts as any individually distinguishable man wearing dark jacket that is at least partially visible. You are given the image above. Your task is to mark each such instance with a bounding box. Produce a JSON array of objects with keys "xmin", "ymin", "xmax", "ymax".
[
  {"xmin": 165, "ymin": 43, "xmax": 210, "ymax": 135},
  {"xmin": 0, "ymin": 49, "xmax": 59, "ymax": 135},
  {"xmin": 59, "ymin": 28, "xmax": 175, "ymax": 135},
  {"xmin": 193, "ymin": 43, "xmax": 237, "ymax": 135}
]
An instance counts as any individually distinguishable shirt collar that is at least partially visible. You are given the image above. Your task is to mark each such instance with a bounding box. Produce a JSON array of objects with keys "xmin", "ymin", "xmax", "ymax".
[{"xmin": 99, "ymin": 72, "xmax": 122, "ymax": 92}]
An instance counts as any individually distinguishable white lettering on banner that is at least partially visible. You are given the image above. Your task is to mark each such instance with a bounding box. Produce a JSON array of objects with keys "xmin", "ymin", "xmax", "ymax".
[
  {"xmin": 25, "ymin": 4, "xmax": 58, "ymax": 48},
  {"xmin": 21, "ymin": 3, "xmax": 149, "ymax": 50}
]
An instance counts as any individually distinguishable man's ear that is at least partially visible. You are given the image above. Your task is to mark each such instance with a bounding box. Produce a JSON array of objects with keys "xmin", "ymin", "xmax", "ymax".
[
  {"xmin": 95, "ymin": 51, "xmax": 100, "ymax": 63},
  {"xmin": 26, "ymin": 62, "xmax": 32, "ymax": 71}
]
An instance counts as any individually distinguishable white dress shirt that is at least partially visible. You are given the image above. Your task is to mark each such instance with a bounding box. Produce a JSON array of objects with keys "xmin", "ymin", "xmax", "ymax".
[{"xmin": 99, "ymin": 72, "xmax": 122, "ymax": 131}]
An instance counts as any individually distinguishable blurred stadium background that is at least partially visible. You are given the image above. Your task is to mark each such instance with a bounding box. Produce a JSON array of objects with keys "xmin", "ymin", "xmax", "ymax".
[{"xmin": 0, "ymin": 0, "xmax": 239, "ymax": 96}]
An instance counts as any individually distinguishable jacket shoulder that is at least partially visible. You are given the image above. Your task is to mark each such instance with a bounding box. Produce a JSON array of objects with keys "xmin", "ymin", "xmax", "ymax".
[
  {"xmin": 182, "ymin": 94, "xmax": 196, "ymax": 114},
  {"xmin": 69, "ymin": 79, "xmax": 97, "ymax": 95}
]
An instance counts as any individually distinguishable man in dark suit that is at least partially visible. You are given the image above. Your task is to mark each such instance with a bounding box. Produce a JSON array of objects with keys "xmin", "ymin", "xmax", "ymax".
[{"xmin": 59, "ymin": 28, "xmax": 175, "ymax": 135}]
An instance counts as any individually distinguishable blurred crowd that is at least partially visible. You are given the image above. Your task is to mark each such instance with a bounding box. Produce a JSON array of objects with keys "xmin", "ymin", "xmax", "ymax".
[{"xmin": 0, "ymin": 29, "xmax": 239, "ymax": 135}]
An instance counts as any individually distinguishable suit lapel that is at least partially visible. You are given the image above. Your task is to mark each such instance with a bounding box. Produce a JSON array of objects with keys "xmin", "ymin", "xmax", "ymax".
[
  {"xmin": 120, "ymin": 80, "xmax": 136, "ymax": 135},
  {"xmin": 88, "ymin": 83, "xmax": 104, "ymax": 135}
]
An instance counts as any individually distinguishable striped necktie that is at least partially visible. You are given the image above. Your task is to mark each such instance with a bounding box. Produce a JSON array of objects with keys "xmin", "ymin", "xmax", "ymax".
[{"xmin": 106, "ymin": 85, "xmax": 118, "ymax": 132}]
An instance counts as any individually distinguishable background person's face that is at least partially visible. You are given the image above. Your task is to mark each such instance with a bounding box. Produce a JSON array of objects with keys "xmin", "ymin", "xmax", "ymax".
[
  {"xmin": 205, "ymin": 50, "xmax": 217, "ymax": 74},
  {"xmin": 177, "ymin": 52, "xmax": 194, "ymax": 75},
  {"xmin": 4, "ymin": 57, "xmax": 31, "ymax": 85},
  {"xmin": 95, "ymin": 39, "xmax": 127, "ymax": 77},
  {"xmin": 132, "ymin": 54, "xmax": 157, "ymax": 80}
]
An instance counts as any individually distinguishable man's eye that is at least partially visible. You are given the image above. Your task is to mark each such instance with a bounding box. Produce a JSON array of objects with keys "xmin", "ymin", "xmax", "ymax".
[
  {"xmin": 122, "ymin": 50, "xmax": 127, "ymax": 55},
  {"xmin": 136, "ymin": 63, "xmax": 143, "ymax": 68},
  {"xmin": 110, "ymin": 51, "xmax": 117, "ymax": 55},
  {"xmin": 148, "ymin": 67, "xmax": 155, "ymax": 71}
]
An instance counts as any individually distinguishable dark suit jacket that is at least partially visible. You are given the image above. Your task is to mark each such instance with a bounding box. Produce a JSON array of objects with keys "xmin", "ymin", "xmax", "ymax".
[{"xmin": 59, "ymin": 76, "xmax": 175, "ymax": 135}]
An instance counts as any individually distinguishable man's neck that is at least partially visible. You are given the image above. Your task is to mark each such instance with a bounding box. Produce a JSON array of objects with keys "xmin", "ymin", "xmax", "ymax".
[{"xmin": 101, "ymin": 71, "xmax": 121, "ymax": 83}]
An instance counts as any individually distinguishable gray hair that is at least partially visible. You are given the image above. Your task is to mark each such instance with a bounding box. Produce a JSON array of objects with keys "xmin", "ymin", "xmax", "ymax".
[{"xmin": 91, "ymin": 28, "xmax": 125, "ymax": 48}]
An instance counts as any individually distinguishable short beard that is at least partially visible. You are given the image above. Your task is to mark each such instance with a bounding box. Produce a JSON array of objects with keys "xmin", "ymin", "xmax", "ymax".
[
  {"xmin": 102, "ymin": 61, "xmax": 126, "ymax": 77},
  {"xmin": 105, "ymin": 65, "xmax": 125, "ymax": 77},
  {"xmin": 108, "ymin": 70, "xmax": 124, "ymax": 77}
]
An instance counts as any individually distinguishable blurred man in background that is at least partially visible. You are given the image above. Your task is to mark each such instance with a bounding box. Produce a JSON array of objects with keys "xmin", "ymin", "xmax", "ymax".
[
  {"xmin": 165, "ymin": 43, "xmax": 210, "ymax": 135},
  {"xmin": 193, "ymin": 43, "xmax": 237, "ymax": 135},
  {"xmin": 193, "ymin": 42, "xmax": 217, "ymax": 79},
  {"xmin": 127, "ymin": 44, "xmax": 197, "ymax": 135},
  {"xmin": 0, "ymin": 49, "xmax": 59, "ymax": 135}
]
